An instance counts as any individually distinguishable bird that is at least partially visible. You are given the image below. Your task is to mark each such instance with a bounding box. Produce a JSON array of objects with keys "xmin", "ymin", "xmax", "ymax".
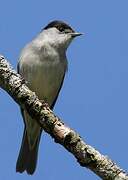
[{"xmin": 16, "ymin": 20, "xmax": 82, "ymax": 175}]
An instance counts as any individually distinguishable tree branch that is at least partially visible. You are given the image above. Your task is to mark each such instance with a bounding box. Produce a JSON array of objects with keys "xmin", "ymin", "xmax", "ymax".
[{"xmin": 0, "ymin": 54, "xmax": 127, "ymax": 180}]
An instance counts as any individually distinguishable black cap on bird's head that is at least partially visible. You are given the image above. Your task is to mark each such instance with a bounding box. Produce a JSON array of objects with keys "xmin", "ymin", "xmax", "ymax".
[{"xmin": 44, "ymin": 20, "xmax": 82, "ymax": 37}]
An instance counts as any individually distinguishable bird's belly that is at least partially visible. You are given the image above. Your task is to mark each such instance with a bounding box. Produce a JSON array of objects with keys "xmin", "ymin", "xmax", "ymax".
[{"xmin": 21, "ymin": 61, "xmax": 65, "ymax": 107}]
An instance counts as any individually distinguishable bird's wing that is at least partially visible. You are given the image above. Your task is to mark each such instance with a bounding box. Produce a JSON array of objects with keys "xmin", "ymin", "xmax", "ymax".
[{"xmin": 50, "ymin": 73, "xmax": 66, "ymax": 110}]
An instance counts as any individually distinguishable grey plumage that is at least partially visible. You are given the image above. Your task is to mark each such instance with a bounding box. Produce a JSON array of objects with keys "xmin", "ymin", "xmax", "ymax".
[{"xmin": 16, "ymin": 20, "xmax": 82, "ymax": 174}]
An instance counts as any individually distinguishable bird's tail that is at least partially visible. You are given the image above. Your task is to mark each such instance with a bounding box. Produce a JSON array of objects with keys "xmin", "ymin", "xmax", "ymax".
[{"xmin": 16, "ymin": 128, "xmax": 41, "ymax": 175}]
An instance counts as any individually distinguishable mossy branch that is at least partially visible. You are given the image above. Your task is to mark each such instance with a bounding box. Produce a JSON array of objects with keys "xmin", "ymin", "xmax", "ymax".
[{"xmin": 0, "ymin": 55, "xmax": 127, "ymax": 180}]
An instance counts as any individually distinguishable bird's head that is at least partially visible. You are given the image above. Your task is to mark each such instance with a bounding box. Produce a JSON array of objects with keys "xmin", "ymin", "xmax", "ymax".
[{"xmin": 42, "ymin": 20, "xmax": 82, "ymax": 50}]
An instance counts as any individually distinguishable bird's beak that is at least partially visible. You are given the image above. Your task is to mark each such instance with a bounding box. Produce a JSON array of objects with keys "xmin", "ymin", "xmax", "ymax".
[{"xmin": 70, "ymin": 32, "xmax": 83, "ymax": 38}]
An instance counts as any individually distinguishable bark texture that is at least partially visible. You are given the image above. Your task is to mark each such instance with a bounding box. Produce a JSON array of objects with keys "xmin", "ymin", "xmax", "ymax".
[{"xmin": 0, "ymin": 55, "xmax": 128, "ymax": 180}]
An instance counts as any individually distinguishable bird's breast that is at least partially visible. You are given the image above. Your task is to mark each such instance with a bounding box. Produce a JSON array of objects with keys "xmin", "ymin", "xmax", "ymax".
[{"xmin": 19, "ymin": 54, "xmax": 67, "ymax": 107}]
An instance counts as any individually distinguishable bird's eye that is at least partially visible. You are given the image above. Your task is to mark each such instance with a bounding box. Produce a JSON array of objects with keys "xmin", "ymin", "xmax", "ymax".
[{"xmin": 59, "ymin": 27, "xmax": 64, "ymax": 32}]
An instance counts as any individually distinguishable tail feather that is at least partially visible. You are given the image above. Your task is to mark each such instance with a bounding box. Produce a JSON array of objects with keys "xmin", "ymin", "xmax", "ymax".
[{"xmin": 16, "ymin": 128, "xmax": 41, "ymax": 175}]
